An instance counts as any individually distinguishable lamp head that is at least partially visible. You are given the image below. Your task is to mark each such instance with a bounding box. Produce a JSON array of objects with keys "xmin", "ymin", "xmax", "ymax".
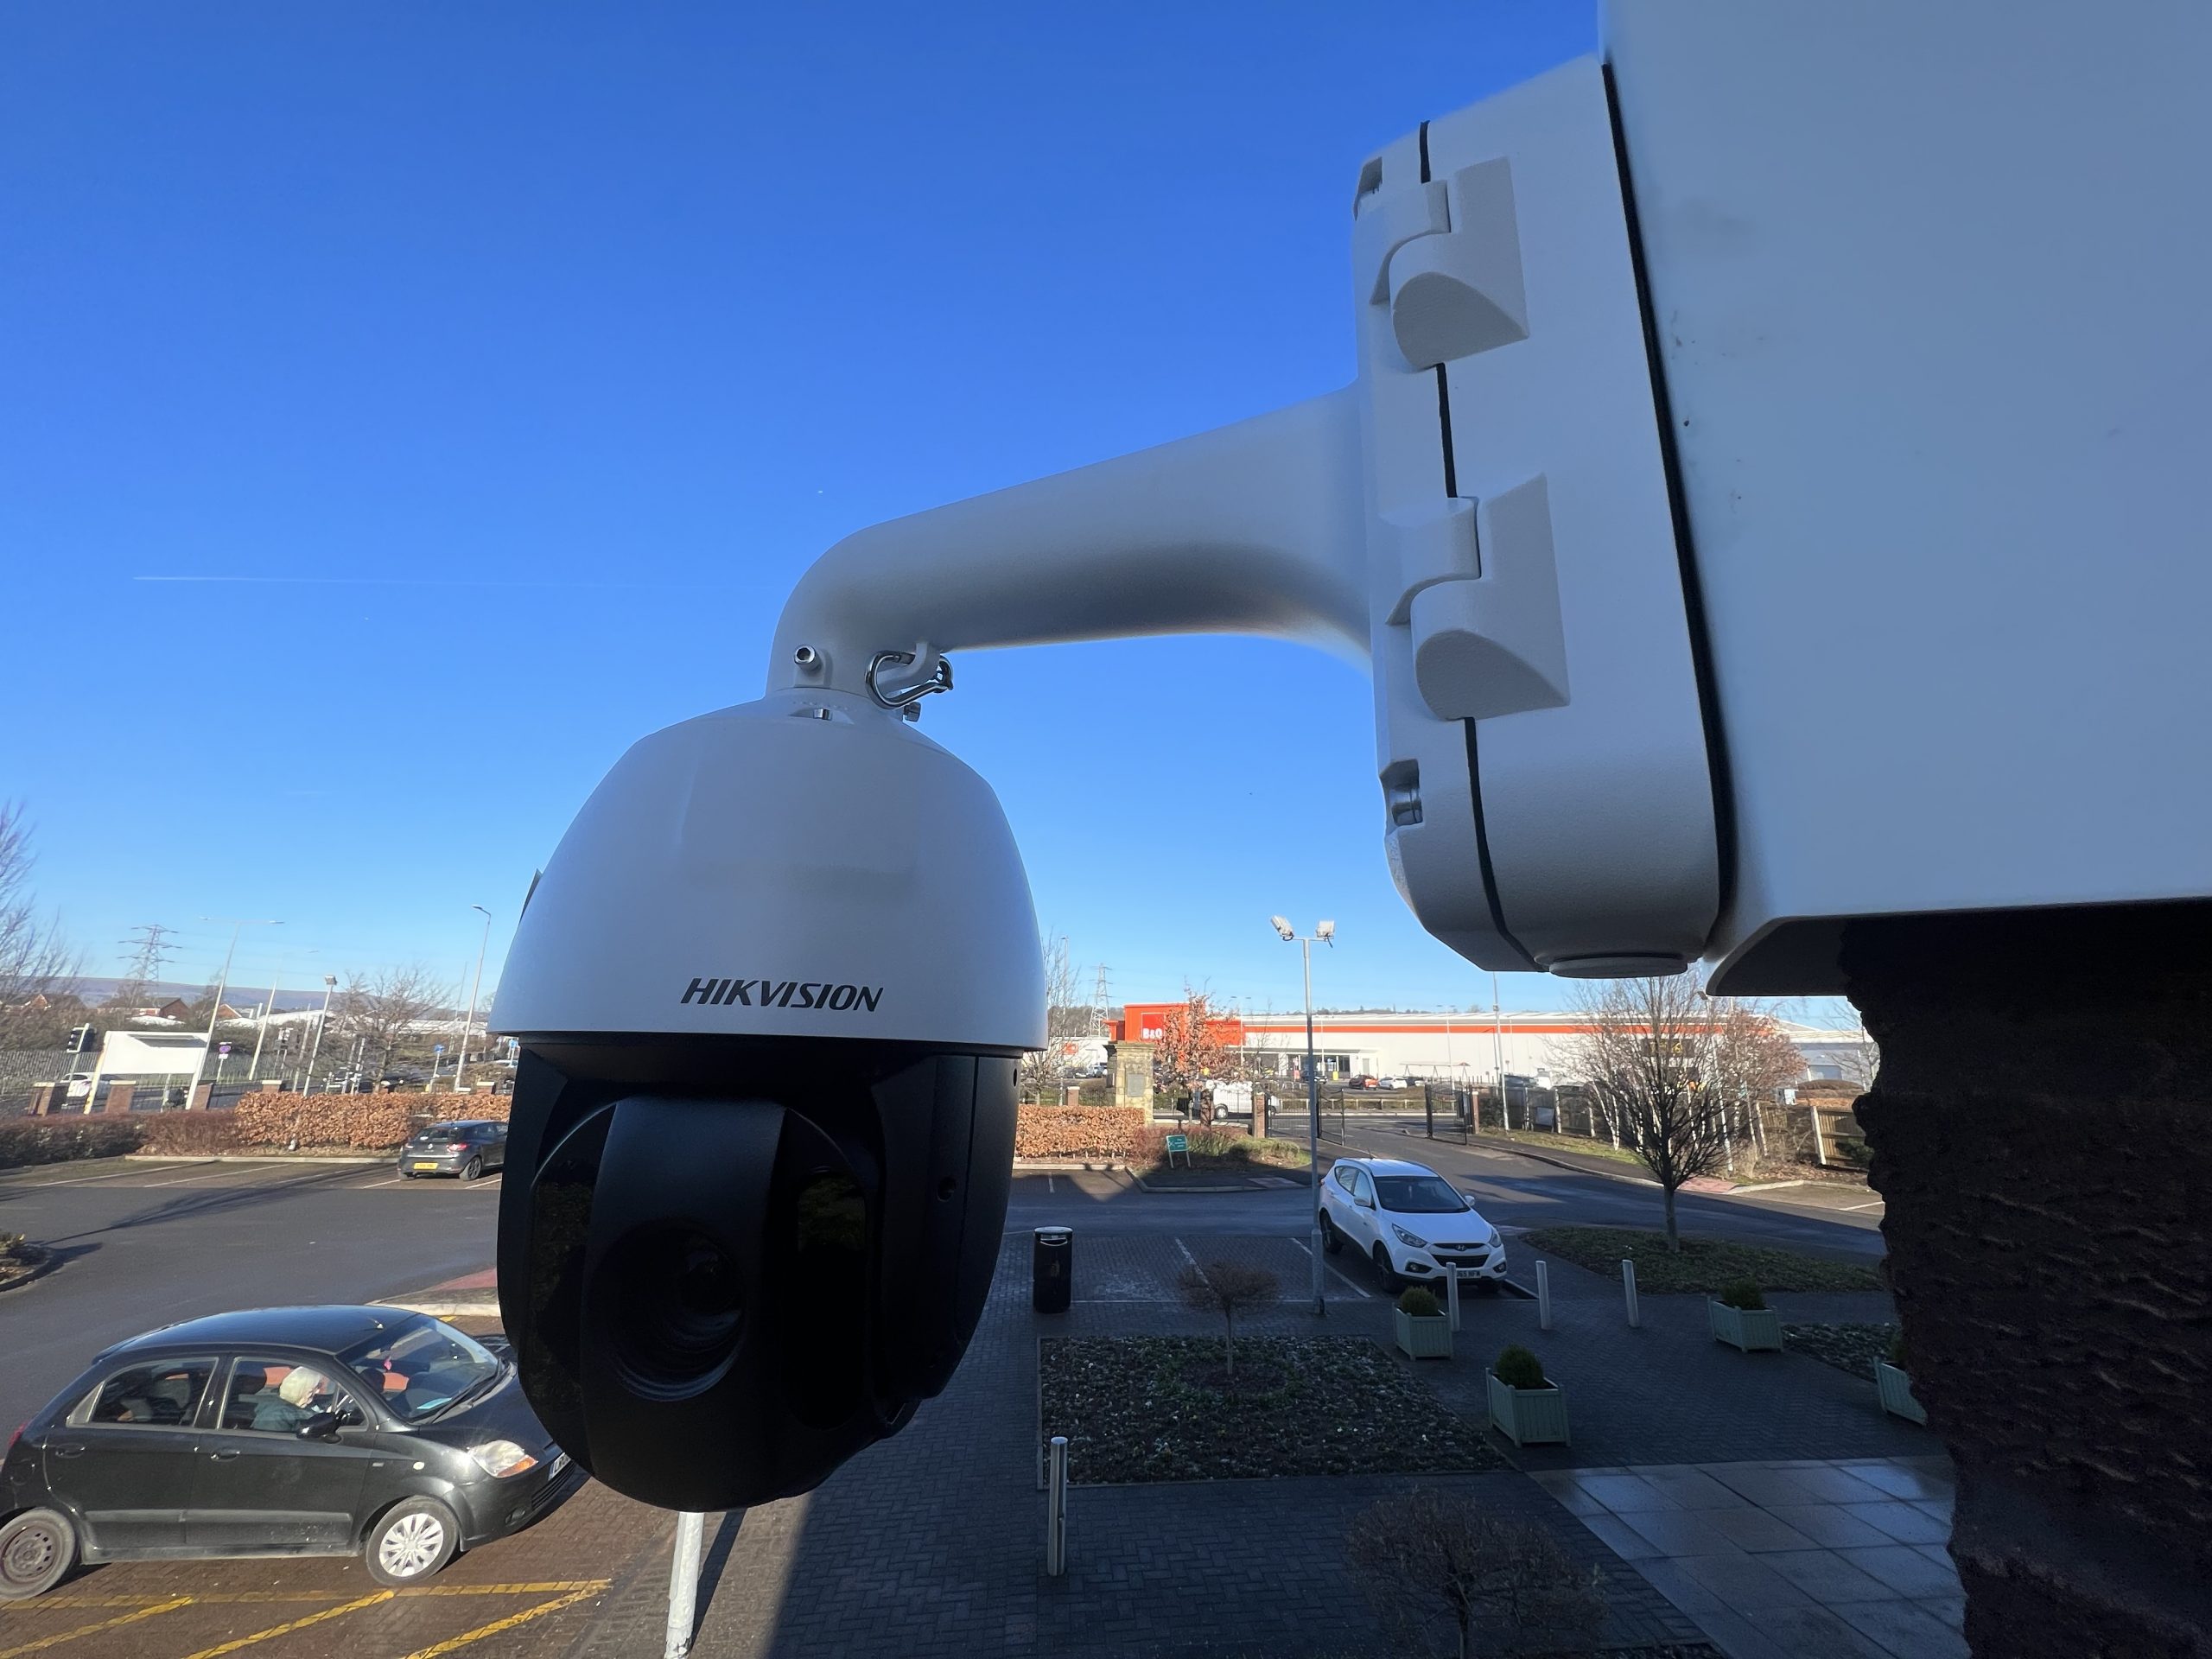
[
  {"xmin": 1316, "ymin": 919, "xmax": 1336, "ymax": 943},
  {"xmin": 1270, "ymin": 916, "xmax": 1294, "ymax": 941}
]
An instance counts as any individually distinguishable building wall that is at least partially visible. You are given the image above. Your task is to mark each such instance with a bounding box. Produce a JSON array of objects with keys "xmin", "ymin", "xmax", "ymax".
[{"xmin": 1114, "ymin": 1004, "xmax": 1872, "ymax": 1087}]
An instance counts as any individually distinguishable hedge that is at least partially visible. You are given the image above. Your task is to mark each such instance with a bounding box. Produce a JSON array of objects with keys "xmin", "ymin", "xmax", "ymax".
[
  {"xmin": 1014, "ymin": 1105, "xmax": 1147, "ymax": 1159},
  {"xmin": 0, "ymin": 1118, "xmax": 143, "ymax": 1169},
  {"xmin": 217, "ymin": 1090, "xmax": 508, "ymax": 1150},
  {"xmin": 137, "ymin": 1114, "xmax": 245, "ymax": 1155}
]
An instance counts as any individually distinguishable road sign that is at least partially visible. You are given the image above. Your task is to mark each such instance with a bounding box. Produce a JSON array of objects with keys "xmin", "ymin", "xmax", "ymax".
[
  {"xmin": 217, "ymin": 1041, "xmax": 231, "ymax": 1057},
  {"xmin": 1164, "ymin": 1132, "xmax": 1190, "ymax": 1168},
  {"xmin": 434, "ymin": 1043, "xmax": 445, "ymax": 1054}
]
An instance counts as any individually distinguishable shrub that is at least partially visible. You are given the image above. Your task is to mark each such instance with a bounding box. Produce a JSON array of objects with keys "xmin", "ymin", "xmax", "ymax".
[
  {"xmin": 138, "ymin": 1113, "xmax": 243, "ymax": 1155},
  {"xmin": 0, "ymin": 1117, "xmax": 143, "ymax": 1169},
  {"xmin": 1132, "ymin": 1125, "xmax": 1309, "ymax": 1169},
  {"xmin": 1014, "ymin": 1105, "xmax": 1147, "ymax": 1159},
  {"xmin": 232, "ymin": 1092, "xmax": 420, "ymax": 1149},
  {"xmin": 1174, "ymin": 1260, "xmax": 1281, "ymax": 1382},
  {"xmin": 1719, "ymin": 1278, "xmax": 1768, "ymax": 1311},
  {"xmin": 1837, "ymin": 1137, "xmax": 1874, "ymax": 1168},
  {"xmin": 1493, "ymin": 1344, "xmax": 1548, "ymax": 1390},
  {"xmin": 1397, "ymin": 1287, "xmax": 1442, "ymax": 1318},
  {"xmin": 1348, "ymin": 1494, "xmax": 1604, "ymax": 1659}
]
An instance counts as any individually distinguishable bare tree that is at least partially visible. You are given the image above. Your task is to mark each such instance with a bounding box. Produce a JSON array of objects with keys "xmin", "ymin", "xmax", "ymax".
[
  {"xmin": 331, "ymin": 964, "xmax": 451, "ymax": 1085},
  {"xmin": 1017, "ymin": 931, "xmax": 1092, "ymax": 1100},
  {"xmin": 1152, "ymin": 986, "xmax": 1235, "ymax": 1115},
  {"xmin": 0, "ymin": 803, "xmax": 80, "ymax": 1049},
  {"xmin": 1175, "ymin": 1259, "xmax": 1280, "ymax": 1383},
  {"xmin": 1560, "ymin": 976, "xmax": 1802, "ymax": 1249},
  {"xmin": 1348, "ymin": 1491, "xmax": 1605, "ymax": 1659}
]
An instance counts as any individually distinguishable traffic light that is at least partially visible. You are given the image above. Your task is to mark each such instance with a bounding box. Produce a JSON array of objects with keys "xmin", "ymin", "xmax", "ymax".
[{"xmin": 66, "ymin": 1025, "xmax": 95, "ymax": 1054}]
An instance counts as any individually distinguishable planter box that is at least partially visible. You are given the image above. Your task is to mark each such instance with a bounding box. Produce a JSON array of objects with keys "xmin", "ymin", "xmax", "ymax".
[
  {"xmin": 1395, "ymin": 1308, "xmax": 1453, "ymax": 1359},
  {"xmin": 1707, "ymin": 1300, "xmax": 1783, "ymax": 1351},
  {"xmin": 1876, "ymin": 1359, "xmax": 1929, "ymax": 1424},
  {"xmin": 1486, "ymin": 1372, "xmax": 1569, "ymax": 1446}
]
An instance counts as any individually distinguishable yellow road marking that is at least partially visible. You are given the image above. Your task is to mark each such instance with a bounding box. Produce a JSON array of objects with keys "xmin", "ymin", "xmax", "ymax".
[
  {"xmin": 0, "ymin": 1598, "xmax": 191, "ymax": 1658},
  {"xmin": 398, "ymin": 1586, "xmax": 599, "ymax": 1659},
  {"xmin": 9, "ymin": 1583, "xmax": 609, "ymax": 1614},
  {"xmin": 170, "ymin": 1590, "xmax": 392, "ymax": 1659},
  {"xmin": 401, "ymin": 1581, "xmax": 609, "ymax": 1597}
]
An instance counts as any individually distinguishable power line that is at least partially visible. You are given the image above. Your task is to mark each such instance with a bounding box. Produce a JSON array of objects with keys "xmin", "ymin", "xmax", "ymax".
[{"xmin": 114, "ymin": 924, "xmax": 176, "ymax": 1002}]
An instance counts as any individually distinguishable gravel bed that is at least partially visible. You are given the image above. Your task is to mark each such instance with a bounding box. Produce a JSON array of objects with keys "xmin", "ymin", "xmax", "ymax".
[
  {"xmin": 1782, "ymin": 1321, "xmax": 1899, "ymax": 1380},
  {"xmin": 1040, "ymin": 1335, "xmax": 1505, "ymax": 1484},
  {"xmin": 1516, "ymin": 1226, "xmax": 1883, "ymax": 1294}
]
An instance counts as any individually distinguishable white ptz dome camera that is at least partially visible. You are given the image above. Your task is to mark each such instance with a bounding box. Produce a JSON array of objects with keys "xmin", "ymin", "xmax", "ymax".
[{"xmin": 494, "ymin": 3, "xmax": 2212, "ymax": 1510}]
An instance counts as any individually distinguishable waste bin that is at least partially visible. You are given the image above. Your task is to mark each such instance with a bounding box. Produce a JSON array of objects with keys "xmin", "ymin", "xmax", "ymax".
[{"xmin": 1033, "ymin": 1226, "xmax": 1072, "ymax": 1313}]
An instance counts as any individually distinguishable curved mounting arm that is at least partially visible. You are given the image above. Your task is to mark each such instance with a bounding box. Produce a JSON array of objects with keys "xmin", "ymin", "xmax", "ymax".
[{"xmin": 768, "ymin": 388, "xmax": 1366, "ymax": 698}]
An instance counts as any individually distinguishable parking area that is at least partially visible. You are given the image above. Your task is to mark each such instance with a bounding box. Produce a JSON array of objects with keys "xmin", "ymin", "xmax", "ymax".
[
  {"xmin": 0, "ymin": 1475, "xmax": 671, "ymax": 1659},
  {"xmin": 0, "ymin": 1159, "xmax": 505, "ymax": 1195},
  {"xmin": 0, "ymin": 1160, "xmax": 505, "ymax": 1433}
]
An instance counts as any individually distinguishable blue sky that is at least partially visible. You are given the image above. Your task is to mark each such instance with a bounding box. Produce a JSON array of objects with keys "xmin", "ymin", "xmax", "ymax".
[{"xmin": 3, "ymin": 1, "xmax": 1619, "ymax": 1015}]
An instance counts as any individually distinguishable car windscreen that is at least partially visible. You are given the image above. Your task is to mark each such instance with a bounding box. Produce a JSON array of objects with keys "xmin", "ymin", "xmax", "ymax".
[
  {"xmin": 339, "ymin": 1314, "xmax": 503, "ymax": 1422},
  {"xmin": 1372, "ymin": 1175, "xmax": 1470, "ymax": 1214},
  {"xmin": 414, "ymin": 1124, "xmax": 461, "ymax": 1141}
]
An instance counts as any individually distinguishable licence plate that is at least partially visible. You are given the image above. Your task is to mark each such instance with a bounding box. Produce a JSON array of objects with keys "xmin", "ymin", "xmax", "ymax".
[
  {"xmin": 548, "ymin": 1452, "xmax": 569, "ymax": 1476},
  {"xmin": 412, "ymin": 1160, "xmax": 440, "ymax": 1170}
]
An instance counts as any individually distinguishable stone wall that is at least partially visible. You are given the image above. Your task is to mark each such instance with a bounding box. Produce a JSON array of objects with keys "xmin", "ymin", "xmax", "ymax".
[{"xmin": 1846, "ymin": 905, "xmax": 2212, "ymax": 1656}]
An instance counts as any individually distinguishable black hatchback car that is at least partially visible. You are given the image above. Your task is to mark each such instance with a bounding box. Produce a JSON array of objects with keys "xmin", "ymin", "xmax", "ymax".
[
  {"xmin": 397, "ymin": 1119, "xmax": 508, "ymax": 1180},
  {"xmin": 0, "ymin": 1306, "xmax": 579, "ymax": 1599}
]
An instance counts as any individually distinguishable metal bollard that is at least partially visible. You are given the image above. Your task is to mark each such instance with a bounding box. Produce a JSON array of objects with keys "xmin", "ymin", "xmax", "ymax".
[
  {"xmin": 1046, "ymin": 1435, "xmax": 1069, "ymax": 1576},
  {"xmin": 1622, "ymin": 1258, "xmax": 1641, "ymax": 1329},
  {"xmin": 1446, "ymin": 1265, "xmax": 1462, "ymax": 1332},
  {"xmin": 663, "ymin": 1510, "xmax": 706, "ymax": 1659},
  {"xmin": 1536, "ymin": 1260, "xmax": 1553, "ymax": 1332}
]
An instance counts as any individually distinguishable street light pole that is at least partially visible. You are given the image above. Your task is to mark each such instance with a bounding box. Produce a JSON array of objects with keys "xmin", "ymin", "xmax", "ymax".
[
  {"xmin": 246, "ymin": 954, "xmax": 289, "ymax": 1084},
  {"xmin": 184, "ymin": 918, "xmax": 279, "ymax": 1109},
  {"xmin": 454, "ymin": 906, "xmax": 493, "ymax": 1091},
  {"xmin": 1491, "ymin": 971, "xmax": 1509, "ymax": 1131},
  {"xmin": 1273, "ymin": 915, "xmax": 1334, "ymax": 1316},
  {"xmin": 302, "ymin": 974, "xmax": 338, "ymax": 1092}
]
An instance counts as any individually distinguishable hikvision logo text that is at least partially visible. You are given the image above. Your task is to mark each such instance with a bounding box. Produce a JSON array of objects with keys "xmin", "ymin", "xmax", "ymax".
[{"xmin": 679, "ymin": 977, "xmax": 883, "ymax": 1013}]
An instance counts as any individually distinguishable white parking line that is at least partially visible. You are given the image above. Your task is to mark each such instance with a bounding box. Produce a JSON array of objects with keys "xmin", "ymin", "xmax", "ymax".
[
  {"xmin": 1172, "ymin": 1236, "xmax": 1205, "ymax": 1282},
  {"xmin": 0, "ymin": 1160, "xmax": 210, "ymax": 1188},
  {"xmin": 1841, "ymin": 1199, "xmax": 1886, "ymax": 1211},
  {"xmin": 137, "ymin": 1164, "xmax": 281, "ymax": 1187},
  {"xmin": 1291, "ymin": 1236, "xmax": 1373, "ymax": 1299}
]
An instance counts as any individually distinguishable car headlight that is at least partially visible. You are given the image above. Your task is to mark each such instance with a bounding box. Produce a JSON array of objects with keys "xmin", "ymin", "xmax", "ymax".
[
  {"xmin": 1390, "ymin": 1224, "xmax": 1428, "ymax": 1249},
  {"xmin": 1487, "ymin": 1229, "xmax": 1502, "ymax": 1247},
  {"xmin": 467, "ymin": 1439, "xmax": 540, "ymax": 1478}
]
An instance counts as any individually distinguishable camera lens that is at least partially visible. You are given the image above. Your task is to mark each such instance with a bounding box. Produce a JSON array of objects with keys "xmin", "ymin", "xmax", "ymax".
[{"xmin": 609, "ymin": 1224, "xmax": 744, "ymax": 1396}]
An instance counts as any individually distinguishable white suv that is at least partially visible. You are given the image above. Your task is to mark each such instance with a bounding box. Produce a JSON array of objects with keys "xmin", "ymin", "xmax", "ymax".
[{"xmin": 1319, "ymin": 1156, "xmax": 1507, "ymax": 1291}]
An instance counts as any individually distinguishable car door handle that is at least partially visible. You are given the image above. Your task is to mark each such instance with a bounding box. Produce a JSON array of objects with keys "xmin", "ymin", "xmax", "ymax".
[
  {"xmin": 52, "ymin": 1445, "xmax": 86, "ymax": 1458},
  {"xmin": 211, "ymin": 1449, "xmax": 240, "ymax": 1461}
]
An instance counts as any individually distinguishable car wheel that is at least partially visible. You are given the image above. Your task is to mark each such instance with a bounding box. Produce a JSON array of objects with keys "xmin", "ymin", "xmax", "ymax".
[
  {"xmin": 365, "ymin": 1497, "xmax": 460, "ymax": 1586},
  {"xmin": 1370, "ymin": 1242, "xmax": 1398, "ymax": 1289},
  {"xmin": 1319, "ymin": 1213, "xmax": 1344, "ymax": 1255},
  {"xmin": 0, "ymin": 1507, "xmax": 77, "ymax": 1599},
  {"xmin": 461, "ymin": 1157, "xmax": 483, "ymax": 1182}
]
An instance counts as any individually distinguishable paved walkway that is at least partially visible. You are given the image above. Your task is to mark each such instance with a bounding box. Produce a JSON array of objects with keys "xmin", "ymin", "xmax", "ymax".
[
  {"xmin": 1535, "ymin": 1459, "xmax": 1964, "ymax": 1659},
  {"xmin": 586, "ymin": 1235, "xmax": 1717, "ymax": 1657},
  {"xmin": 1427, "ymin": 1255, "xmax": 1929, "ymax": 1471}
]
